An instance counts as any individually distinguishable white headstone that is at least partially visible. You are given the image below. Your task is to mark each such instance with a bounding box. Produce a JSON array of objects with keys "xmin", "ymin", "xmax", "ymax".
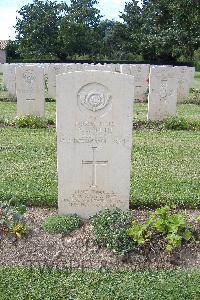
[
  {"xmin": 148, "ymin": 66, "xmax": 178, "ymax": 121},
  {"xmin": 175, "ymin": 66, "xmax": 194, "ymax": 102},
  {"xmin": 121, "ymin": 64, "xmax": 150, "ymax": 101},
  {"xmin": 16, "ymin": 65, "xmax": 45, "ymax": 117},
  {"xmin": 187, "ymin": 67, "xmax": 195, "ymax": 89},
  {"xmin": 3, "ymin": 63, "xmax": 17, "ymax": 98},
  {"xmin": 47, "ymin": 64, "xmax": 66, "ymax": 98},
  {"xmin": 56, "ymin": 71, "xmax": 134, "ymax": 218}
]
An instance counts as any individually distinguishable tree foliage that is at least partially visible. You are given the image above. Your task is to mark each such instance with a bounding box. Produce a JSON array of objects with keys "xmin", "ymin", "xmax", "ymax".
[
  {"xmin": 58, "ymin": 0, "xmax": 102, "ymax": 58},
  {"xmin": 14, "ymin": 0, "xmax": 200, "ymax": 61},
  {"xmin": 121, "ymin": 0, "xmax": 200, "ymax": 61},
  {"xmin": 15, "ymin": 0, "xmax": 66, "ymax": 58}
]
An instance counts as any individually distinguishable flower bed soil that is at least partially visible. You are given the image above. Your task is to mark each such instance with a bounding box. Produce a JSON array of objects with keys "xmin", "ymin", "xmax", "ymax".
[{"xmin": 0, "ymin": 207, "xmax": 199, "ymax": 270}]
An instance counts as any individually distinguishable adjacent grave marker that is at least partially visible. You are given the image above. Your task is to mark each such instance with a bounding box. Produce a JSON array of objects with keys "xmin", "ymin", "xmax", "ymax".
[
  {"xmin": 56, "ymin": 70, "xmax": 134, "ymax": 218},
  {"xmin": 148, "ymin": 66, "xmax": 178, "ymax": 121},
  {"xmin": 121, "ymin": 64, "xmax": 150, "ymax": 101},
  {"xmin": 3, "ymin": 63, "xmax": 17, "ymax": 98},
  {"xmin": 16, "ymin": 65, "xmax": 45, "ymax": 116}
]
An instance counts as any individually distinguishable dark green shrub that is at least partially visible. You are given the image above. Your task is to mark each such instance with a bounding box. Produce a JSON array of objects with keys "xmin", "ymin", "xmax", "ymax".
[
  {"xmin": 43, "ymin": 214, "xmax": 81, "ymax": 234},
  {"xmin": 47, "ymin": 118, "xmax": 55, "ymax": 125},
  {"xmin": 0, "ymin": 82, "xmax": 7, "ymax": 92},
  {"xmin": 90, "ymin": 208, "xmax": 136, "ymax": 256},
  {"xmin": 0, "ymin": 201, "xmax": 27, "ymax": 239},
  {"xmin": 163, "ymin": 117, "xmax": 190, "ymax": 130},
  {"xmin": 45, "ymin": 98, "xmax": 56, "ymax": 102},
  {"xmin": 13, "ymin": 115, "xmax": 48, "ymax": 128}
]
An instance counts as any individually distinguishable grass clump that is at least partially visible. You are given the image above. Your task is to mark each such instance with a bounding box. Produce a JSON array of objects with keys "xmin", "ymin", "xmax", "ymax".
[
  {"xmin": 43, "ymin": 214, "xmax": 81, "ymax": 234},
  {"xmin": 90, "ymin": 208, "xmax": 136, "ymax": 256},
  {"xmin": 133, "ymin": 117, "xmax": 200, "ymax": 131},
  {"xmin": 185, "ymin": 88, "xmax": 200, "ymax": 105},
  {"xmin": 163, "ymin": 117, "xmax": 190, "ymax": 130},
  {"xmin": 13, "ymin": 115, "xmax": 48, "ymax": 129}
]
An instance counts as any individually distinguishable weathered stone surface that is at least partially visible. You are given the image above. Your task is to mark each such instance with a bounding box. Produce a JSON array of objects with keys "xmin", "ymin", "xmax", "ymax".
[
  {"xmin": 175, "ymin": 66, "xmax": 195, "ymax": 102},
  {"xmin": 56, "ymin": 70, "xmax": 134, "ymax": 218},
  {"xmin": 121, "ymin": 64, "xmax": 150, "ymax": 101},
  {"xmin": 3, "ymin": 63, "xmax": 17, "ymax": 98},
  {"xmin": 148, "ymin": 66, "xmax": 178, "ymax": 121},
  {"xmin": 16, "ymin": 65, "xmax": 45, "ymax": 116}
]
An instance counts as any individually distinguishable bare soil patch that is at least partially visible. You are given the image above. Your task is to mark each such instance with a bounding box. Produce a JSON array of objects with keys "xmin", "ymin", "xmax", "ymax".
[{"xmin": 0, "ymin": 207, "xmax": 199, "ymax": 270}]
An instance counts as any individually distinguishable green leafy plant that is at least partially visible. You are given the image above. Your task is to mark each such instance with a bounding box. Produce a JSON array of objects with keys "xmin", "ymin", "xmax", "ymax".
[
  {"xmin": 127, "ymin": 206, "xmax": 194, "ymax": 252},
  {"xmin": 163, "ymin": 117, "xmax": 190, "ymax": 131},
  {"xmin": 0, "ymin": 201, "xmax": 27, "ymax": 239},
  {"xmin": 186, "ymin": 88, "xmax": 200, "ymax": 105},
  {"xmin": 13, "ymin": 115, "xmax": 48, "ymax": 128},
  {"xmin": 90, "ymin": 208, "xmax": 136, "ymax": 256},
  {"xmin": 43, "ymin": 214, "xmax": 81, "ymax": 234},
  {"xmin": 0, "ymin": 82, "xmax": 7, "ymax": 92}
]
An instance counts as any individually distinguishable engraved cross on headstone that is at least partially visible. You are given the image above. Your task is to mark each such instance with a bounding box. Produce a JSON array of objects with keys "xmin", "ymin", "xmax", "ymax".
[{"xmin": 82, "ymin": 146, "xmax": 108, "ymax": 187}]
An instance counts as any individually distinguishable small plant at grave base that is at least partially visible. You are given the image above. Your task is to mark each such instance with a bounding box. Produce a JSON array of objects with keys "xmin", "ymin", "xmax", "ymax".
[
  {"xmin": 185, "ymin": 88, "xmax": 200, "ymax": 105},
  {"xmin": 0, "ymin": 201, "xmax": 27, "ymax": 239},
  {"xmin": 163, "ymin": 117, "xmax": 190, "ymax": 131},
  {"xmin": 43, "ymin": 214, "xmax": 81, "ymax": 234},
  {"xmin": 127, "ymin": 205, "xmax": 194, "ymax": 252},
  {"xmin": 90, "ymin": 208, "xmax": 136, "ymax": 256},
  {"xmin": 47, "ymin": 118, "xmax": 55, "ymax": 126},
  {"xmin": 13, "ymin": 115, "xmax": 48, "ymax": 128},
  {"xmin": 0, "ymin": 82, "xmax": 7, "ymax": 92}
]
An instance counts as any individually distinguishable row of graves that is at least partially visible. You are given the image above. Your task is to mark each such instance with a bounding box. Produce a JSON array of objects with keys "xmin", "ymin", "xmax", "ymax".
[
  {"xmin": 0, "ymin": 62, "xmax": 195, "ymax": 121},
  {"xmin": 0, "ymin": 62, "xmax": 195, "ymax": 217}
]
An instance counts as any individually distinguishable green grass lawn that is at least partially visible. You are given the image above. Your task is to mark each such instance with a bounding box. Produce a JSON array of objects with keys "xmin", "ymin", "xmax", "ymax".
[
  {"xmin": 0, "ymin": 101, "xmax": 200, "ymax": 127},
  {"xmin": 193, "ymin": 71, "xmax": 200, "ymax": 89},
  {"xmin": 134, "ymin": 102, "xmax": 200, "ymax": 123},
  {"xmin": 0, "ymin": 128, "xmax": 199, "ymax": 208},
  {"xmin": 0, "ymin": 71, "xmax": 200, "ymax": 296},
  {"xmin": 0, "ymin": 268, "xmax": 199, "ymax": 300}
]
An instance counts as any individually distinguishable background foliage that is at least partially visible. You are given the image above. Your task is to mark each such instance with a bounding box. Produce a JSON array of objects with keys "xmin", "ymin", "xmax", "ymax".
[{"xmin": 7, "ymin": 0, "xmax": 199, "ymax": 64}]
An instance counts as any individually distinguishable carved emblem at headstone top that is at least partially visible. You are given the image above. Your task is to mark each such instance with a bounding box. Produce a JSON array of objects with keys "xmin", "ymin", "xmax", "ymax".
[
  {"xmin": 78, "ymin": 83, "xmax": 111, "ymax": 114},
  {"xmin": 23, "ymin": 70, "xmax": 36, "ymax": 85}
]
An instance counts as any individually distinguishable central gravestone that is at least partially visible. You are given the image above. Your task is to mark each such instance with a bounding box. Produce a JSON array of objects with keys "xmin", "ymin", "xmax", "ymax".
[{"xmin": 57, "ymin": 71, "xmax": 134, "ymax": 218}]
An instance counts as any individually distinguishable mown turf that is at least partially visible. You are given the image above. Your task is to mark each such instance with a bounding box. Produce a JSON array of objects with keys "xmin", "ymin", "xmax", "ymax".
[
  {"xmin": 0, "ymin": 101, "xmax": 200, "ymax": 128},
  {"xmin": 0, "ymin": 101, "xmax": 56, "ymax": 124},
  {"xmin": 131, "ymin": 130, "xmax": 200, "ymax": 208},
  {"xmin": 0, "ymin": 128, "xmax": 57, "ymax": 206},
  {"xmin": 0, "ymin": 268, "xmax": 199, "ymax": 300},
  {"xmin": 1, "ymin": 128, "xmax": 199, "ymax": 208},
  {"xmin": 134, "ymin": 102, "xmax": 200, "ymax": 123}
]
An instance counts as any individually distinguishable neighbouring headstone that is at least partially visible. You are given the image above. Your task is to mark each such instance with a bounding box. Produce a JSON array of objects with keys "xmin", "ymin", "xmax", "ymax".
[
  {"xmin": 187, "ymin": 67, "xmax": 195, "ymax": 89},
  {"xmin": 121, "ymin": 64, "xmax": 150, "ymax": 101},
  {"xmin": 56, "ymin": 71, "xmax": 134, "ymax": 218},
  {"xmin": 175, "ymin": 66, "xmax": 194, "ymax": 102},
  {"xmin": 148, "ymin": 66, "xmax": 178, "ymax": 121},
  {"xmin": 16, "ymin": 65, "xmax": 45, "ymax": 117},
  {"xmin": 3, "ymin": 63, "xmax": 17, "ymax": 98},
  {"xmin": 48, "ymin": 64, "xmax": 72, "ymax": 98}
]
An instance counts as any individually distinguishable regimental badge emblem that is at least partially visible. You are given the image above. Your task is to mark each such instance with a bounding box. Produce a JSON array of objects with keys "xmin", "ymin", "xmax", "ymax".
[{"xmin": 78, "ymin": 83, "xmax": 112, "ymax": 116}]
